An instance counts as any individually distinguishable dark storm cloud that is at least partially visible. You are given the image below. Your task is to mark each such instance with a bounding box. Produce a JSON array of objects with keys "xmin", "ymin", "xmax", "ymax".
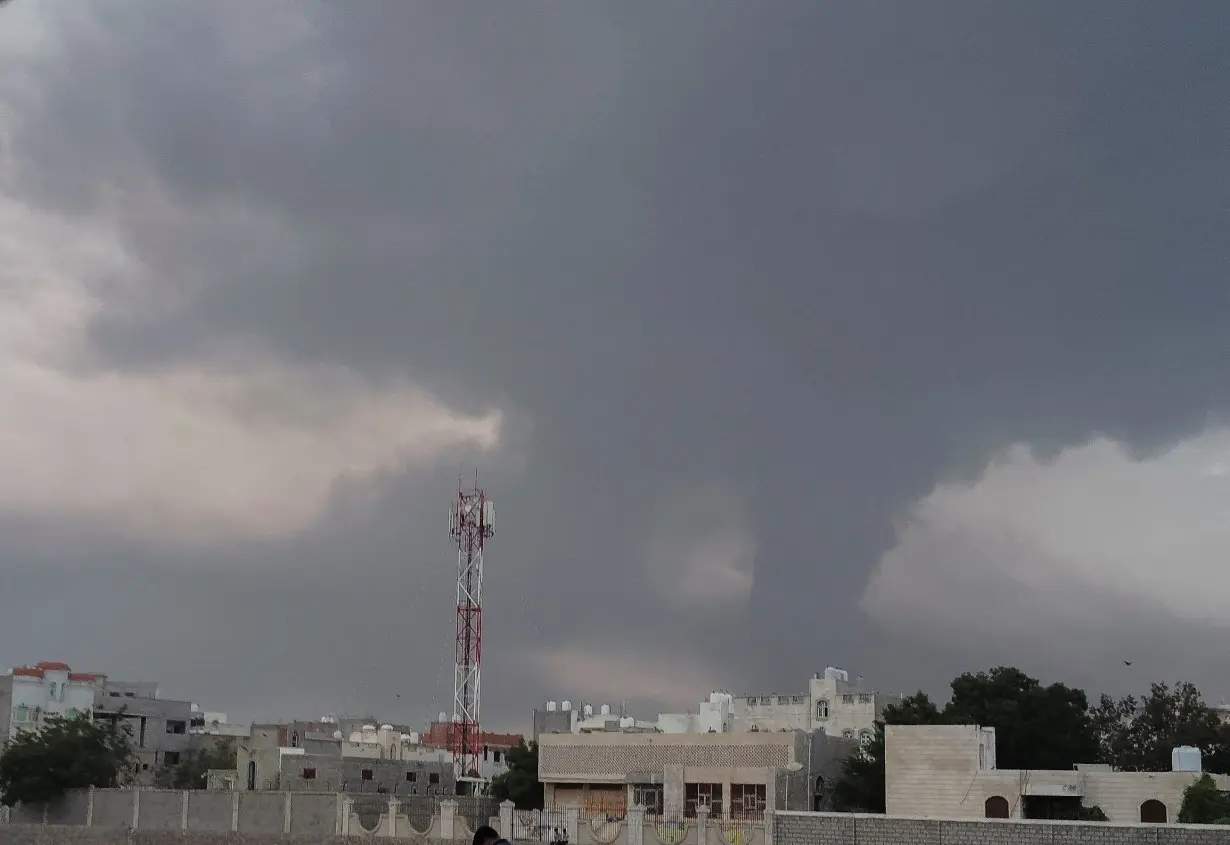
[{"xmin": 2, "ymin": 0, "xmax": 1229, "ymax": 727}]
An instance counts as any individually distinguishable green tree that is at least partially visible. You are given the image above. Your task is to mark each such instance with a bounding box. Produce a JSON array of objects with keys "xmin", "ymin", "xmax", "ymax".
[
  {"xmin": 1178, "ymin": 773, "xmax": 1230, "ymax": 824},
  {"xmin": 944, "ymin": 666, "xmax": 1098, "ymax": 770},
  {"xmin": 828, "ymin": 692, "xmax": 943, "ymax": 813},
  {"xmin": 0, "ymin": 713, "xmax": 133, "ymax": 806},
  {"xmin": 489, "ymin": 740, "xmax": 543, "ymax": 809},
  {"xmin": 1092, "ymin": 682, "xmax": 1230, "ymax": 773},
  {"xmin": 153, "ymin": 740, "xmax": 238, "ymax": 789}
]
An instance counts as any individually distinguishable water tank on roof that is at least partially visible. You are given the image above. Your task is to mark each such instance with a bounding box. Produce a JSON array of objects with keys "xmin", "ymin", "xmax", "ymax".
[
  {"xmin": 362, "ymin": 724, "xmax": 376, "ymax": 732},
  {"xmin": 380, "ymin": 724, "xmax": 394, "ymax": 731},
  {"xmin": 562, "ymin": 700, "xmax": 572, "ymax": 711},
  {"xmin": 451, "ymin": 714, "xmax": 461, "ymax": 723},
  {"xmin": 409, "ymin": 732, "xmax": 420, "ymax": 744},
  {"xmin": 824, "ymin": 667, "xmax": 849, "ymax": 682},
  {"xmin": 546, "ymin": 700, "xmax": 557, "ymax": 712},
  {"xmin": 439, "ymin": 712, "xmax": 448, "ymax": 722},
  {"xmin": 618, "ymin": 716, "xmax": 635, "ymax": 728},
  {"xmin": 600, "ymin": 704, "xmax": 611, "ymax": 716},
  {"xmin": 333, "ymin": 730, "xmax": 343, "ymax": 740},
  {"xmin": 1173, "ymin": 746, "xmax": 1203, "ymax": 772},
  {"xmin": 583, "ymin": 704, "xmax": 594, "ymax": 717}
]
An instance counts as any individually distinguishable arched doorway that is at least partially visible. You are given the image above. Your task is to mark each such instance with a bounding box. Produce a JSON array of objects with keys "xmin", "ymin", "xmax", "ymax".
[
  {"xmin": 984, "ymin": 796, "xmax": 1010, "ymax": 818},
  {"xmin": 246, "ymin": 760, "xmax": 256, "ymax": 791},
  {"xmin": 1140, "ymin": 800, "xmax": 1167, "ymax": 823}
]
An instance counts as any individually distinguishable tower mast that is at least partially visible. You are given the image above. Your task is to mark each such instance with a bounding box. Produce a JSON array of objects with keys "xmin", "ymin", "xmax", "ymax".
[{"xmin": 449, "ymin": 479, "xmax": 494, "ymax": 784}]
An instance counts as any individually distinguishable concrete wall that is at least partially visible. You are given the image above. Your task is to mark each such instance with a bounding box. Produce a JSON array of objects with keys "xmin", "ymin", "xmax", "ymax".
[
  {"xmin": 774, "ymin": 809, "xmax": 1230, "ymax": 845},
  {"xmin": 0, "ymin": 790, "xmax": 498, "ymax": 840}
]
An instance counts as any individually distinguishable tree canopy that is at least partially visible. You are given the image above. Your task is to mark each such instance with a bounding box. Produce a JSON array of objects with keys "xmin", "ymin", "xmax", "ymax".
[
  {"xmin": 1092, "ymin": 682, "xmax": 1230, "ymax": 774},
  {"xmin": 489, "ymin": 740, "xmax": 543, "ymax": 809},
  {"xmin": 153, "ymin": 740, "xmax": 238, "ymax": 790},
  {"xmin": 1178, "ymin": 773, "xmax": 1230, "ymax": 824},
  {"xmin": 0, "ymin": 714, "xmax": 133, "ymax": 806}
]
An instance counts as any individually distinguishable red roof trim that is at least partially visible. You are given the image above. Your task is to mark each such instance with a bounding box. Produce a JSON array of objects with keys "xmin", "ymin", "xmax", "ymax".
[
  {"xmin": 35, "ymin": 661, "xmax": 71, "ymax": 671},
  {"xmin": 68, "ymin": 673, "xmax": 97, "ymax": 682},
  {"xmin": 12, "ymin": 667, "xmax": 45, "ymax": 678}
]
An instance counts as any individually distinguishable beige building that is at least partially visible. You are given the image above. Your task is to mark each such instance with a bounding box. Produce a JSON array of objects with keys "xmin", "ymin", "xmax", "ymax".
[
  {"xmin": 732, "ymin": 667, "xmax": 898, "ymax": 741},
  {"xmin": 538, "ymin": 730, "xmax": 842, "ymax": 817},
  {"xmin": 886, "ymin": 723, "xmax": 1230, "ymax": 825}
]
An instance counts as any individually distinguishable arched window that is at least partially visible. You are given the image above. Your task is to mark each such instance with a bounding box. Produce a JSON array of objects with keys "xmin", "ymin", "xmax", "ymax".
[
  {"xmin": 858, "ymin": 729, "xmax": 873, "ymax": 746},
  {"xmin": 1140, "ymin": 799, "xmax": 1167, "ymax": 824},
  {"xmin": 815, "ymin": 699, "xmax": 829, "ymax": 720},
  {"xmin": 984, "ymin": 796, "xmax": 1010, "ymax": 818},
  {"xmin": 246, "ymin": 760, "xmax": 257, "ymax": 791}
]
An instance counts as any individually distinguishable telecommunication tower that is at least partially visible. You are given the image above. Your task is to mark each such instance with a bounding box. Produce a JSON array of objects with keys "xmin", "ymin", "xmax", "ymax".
[{"xmin": 448, "ymin": 481, "xmax": 494, "ymax": 782}]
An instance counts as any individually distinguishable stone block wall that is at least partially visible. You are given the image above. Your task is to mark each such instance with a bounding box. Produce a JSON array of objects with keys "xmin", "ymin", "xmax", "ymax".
[{"xmin": 774, "ymin": 809, "xmax": 1230, "ymax": 845}]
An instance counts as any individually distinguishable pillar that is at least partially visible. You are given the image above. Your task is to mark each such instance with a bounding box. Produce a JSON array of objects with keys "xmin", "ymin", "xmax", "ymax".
[
  {"xmin": 695, "ymin": 806, "xmax": 709, "ymax": 845},
  {"xmin": 182, "ymin": 790, "xmax": 189, "ymax": 830},
  {"xmin": 283, "ymin": 792, "xmax": 292, "ymax": 834},
  {"xmin": 440, "ymin": 799, "xmax": 458, "ymax": 839},
  {"xmin": 565, "ymin": 806, "xmax": 580, "ymax": 843},
  {"xmin": 388, "ymin": 798, "xmax": 399, "ymax": 837},
  {"xmin": 499, "ymin": 800, "xmax": 515, "ymax": 840},
  {"xmin": 132, "ymin": 788, "xmax": 141, "ymax": 828},
  {"xmin": 762, "ymin": 809, "xmax": 774, "ymax": 845},
  {"xmin": 627, "ymin": 804, "xmax": 645, "ymax": 845},
  {"xmin": 231, "ymin": 790, "xmax": 240, "ymax": 832},
  {"xmin": 341, "ymin": 797, "xmax": 353, "ymax": 836},
  {"xmin": 86, "ymin": 787, "xmax": 95, "ymax": 828}
]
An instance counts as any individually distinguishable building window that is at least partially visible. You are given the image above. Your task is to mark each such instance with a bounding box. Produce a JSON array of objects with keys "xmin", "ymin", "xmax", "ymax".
[
  {"xmin": 166, "ymin": 720, "xmax": 187, "ymax": 734},
  {"xmin": 360, "ymin": 769, "xmax": 373, "ymax": 781},
  {"xmin": 730, "ymin": 784, "xmax": 766, "ymax": 819},
  {"xmin": 841, "ymin": 694, "xmax": 855, "ymax": 704},
  {"xmin": 493, "ymin": 750, "xmax": 501, "ymax": 763},
  {"xmin": 857, "ymin": 694, "xmax": 873, "ymax": 705},
  {"xmin": 429, "ymin": 773, "xmax": 440, "ymax": 785},
  {"xmin": 125, "ymin": 692, "xmax": 135, "ymax": 698},
  {"xmin": 984, "ymin": 796, "xmax": 1010, "ymax": 818},
  {"xmin": 841, "ymin": 729, "xmax": 855, "ymax": 739},
  {"xmin": 49, "ymin": 682, "xmax": 57, "ymax": 698},
  {"xmin": 109, "ymin": 691, "xmax": 121, "ymax": 698},
  {"xmin": 684, "ymin": 783, "xmax": 722, "ymax": 818},
  {"xmin": 406, "ymin": 771, "xmax": 417, "ymax": 782},
  {"xmin": 815, "ymin": 699, "xmax": 829, "ymax": 720},
  {"xmin": 163, "ymin": 752, "xmax": 181, "ymax": 766},
  {"xmin": 302, "ymin": 768, "xmax": 317, "ymax": 780},
  {"xmin": 758, "ymin": 696, "xmax": 772, "ymax": 705},
  {"xmin": 1140, "ymin": 800, "xmax": 1167, "ymax": 824},
  {"xmin": 791, "ymin": 695, "xmax": 805, "ymax": 704},
  {"xmin": 633, "ymin": 785, "xmax": 664, "ymax": 815},
  {"xmin": 858, "ymin": 729, "xmax": 873, "ymax": 746}
]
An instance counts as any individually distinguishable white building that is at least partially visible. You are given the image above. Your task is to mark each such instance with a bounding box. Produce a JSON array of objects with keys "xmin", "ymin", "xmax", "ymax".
[
  {"xmin": 0, "ymin": 662, "xmax": 100, "ymax": 742},
  {"xmin": 534, "ymin": 692, "xmax": 735, "ymax": 739},
  {"xmin": 886, "ymin": 723, "xmax": 1230, "ymax": 825},
  {"xmin": 190, "ymin": 708, "xmax": 251, "ymax": 738},
  {"xmin": 732, "ymin": 667, "xmax": 898, "ymax": 741}
]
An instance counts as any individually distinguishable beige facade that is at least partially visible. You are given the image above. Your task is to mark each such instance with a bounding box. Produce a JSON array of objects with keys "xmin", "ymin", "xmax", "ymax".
[
  {"xmin": 733, "ymin": 669, "xmax": 897, "ymax": 741},
  {"xmin": 538, "ymin": 731, "xmax": 817, "ymax": 817},
  {"xmin": 886, "ymin": 723, "xmax": 1230, "ymax": 825}
]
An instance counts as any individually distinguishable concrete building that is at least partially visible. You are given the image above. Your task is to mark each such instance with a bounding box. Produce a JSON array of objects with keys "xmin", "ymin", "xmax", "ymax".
[
  {"xmin": 190, "ymin": 708, "xmax": 250, "ymax": 739},
  {"xmin": 537, "ymin": 729, "xmax": 849, "ymax": 816},
  {"xmin": 93, "ymin": 675, "xmax": 194, "ymax": 783},
  {"xmin": 732, "ymin": 667, "xmax": 899, "ymax": 741},
  {"xmin": 237, "ymin": 718, "xmax": 457, "ymax": 795},
  {"xmin": 0, "ymin": 662, "xmax": 100, "ymax": 743},
  {"xmin": 533, "ymin": 693, "xmax": 735, "ymax": 740},
  {"xmin": 420, "ymin": 717, "xmax": 518, "ymax": 781},
  {"xmin": 885, "ymin": 722, "xmax": 1230, "ymax": 825}
]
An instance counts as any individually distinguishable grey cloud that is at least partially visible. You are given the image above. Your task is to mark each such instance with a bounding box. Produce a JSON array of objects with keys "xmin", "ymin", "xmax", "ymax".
[{"xmin": 2, "ymin": 0, "xmax": 1229, "ymax": 728}]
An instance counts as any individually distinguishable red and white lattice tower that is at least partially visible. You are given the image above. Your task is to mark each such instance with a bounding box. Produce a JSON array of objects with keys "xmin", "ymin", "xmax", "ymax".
[{"xmin": 448, "ymin": 481, "xmax": 494, "ymax": 781}]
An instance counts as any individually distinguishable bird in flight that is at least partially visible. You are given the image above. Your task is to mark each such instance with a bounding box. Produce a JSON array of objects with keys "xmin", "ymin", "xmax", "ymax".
[{"xmin": 1124, "ymin": 661, "xmax": 1133, "ymax": 666}]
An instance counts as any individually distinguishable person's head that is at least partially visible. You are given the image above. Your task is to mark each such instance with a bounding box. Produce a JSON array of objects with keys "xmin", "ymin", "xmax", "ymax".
[{"xmin": 473, "ymin": 825, "xmax": 502, "ymax": 845}]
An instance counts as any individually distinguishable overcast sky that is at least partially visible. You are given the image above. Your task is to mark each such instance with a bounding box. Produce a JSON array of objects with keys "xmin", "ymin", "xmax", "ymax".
[{"xmin": 2, "ymin": 1, "xmax": 1229, "ymax": 731}]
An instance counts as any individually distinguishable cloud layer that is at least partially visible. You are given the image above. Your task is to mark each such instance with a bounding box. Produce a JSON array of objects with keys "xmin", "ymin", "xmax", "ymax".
[{"xmin": 862, "ymin": 431, "xmax": 1230, "ymax": 643}]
